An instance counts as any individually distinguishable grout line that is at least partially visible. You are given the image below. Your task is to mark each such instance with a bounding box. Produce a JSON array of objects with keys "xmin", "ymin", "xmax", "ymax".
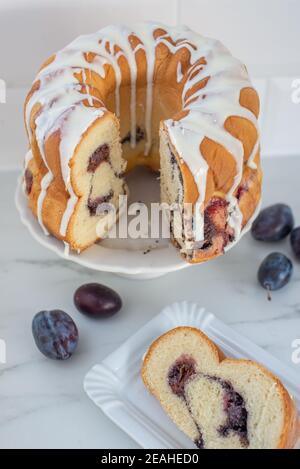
[{"xmin": 175, "ymin": 0, "xmax": 181, "ymax": 26}]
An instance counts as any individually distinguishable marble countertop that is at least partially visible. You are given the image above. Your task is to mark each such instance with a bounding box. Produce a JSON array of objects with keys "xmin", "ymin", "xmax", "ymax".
[{"xmin": 0, "ymin": 157, "xmax": 300, "ymax": 449}]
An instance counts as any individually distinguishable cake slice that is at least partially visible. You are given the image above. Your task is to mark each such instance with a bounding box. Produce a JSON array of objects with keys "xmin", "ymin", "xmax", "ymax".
[{"xmin": 142, "ymin": 327, "xmax": 300, "ymax": 449}]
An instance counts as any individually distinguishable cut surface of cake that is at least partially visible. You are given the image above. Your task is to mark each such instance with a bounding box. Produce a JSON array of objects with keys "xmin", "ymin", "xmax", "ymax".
[
  {"xmin": 24, "ymin": 22, "xmax": 262, "ymax": 261},
  {"xmin": 142, "ymin": 327, "xmax": 300, "ymax": 449}
]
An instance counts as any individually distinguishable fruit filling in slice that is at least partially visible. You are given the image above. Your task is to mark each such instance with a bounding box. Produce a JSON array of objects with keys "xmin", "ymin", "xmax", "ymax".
[
  {"xmin": 87, "ymin": 143, "xmax": 110, "ymax": 172},
  {"xmin": 168, "ymin": 355, "xmax": 249, "ymax": 449}
]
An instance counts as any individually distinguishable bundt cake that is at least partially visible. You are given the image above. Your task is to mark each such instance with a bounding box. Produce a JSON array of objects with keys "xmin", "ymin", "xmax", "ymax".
[
  {"xmin": 23, "ymin": 22, "xmax": 262, "ymax": 262},
  {"xmin": 142, "ymin": 327, "xmax": 300, "ymax": 449}
]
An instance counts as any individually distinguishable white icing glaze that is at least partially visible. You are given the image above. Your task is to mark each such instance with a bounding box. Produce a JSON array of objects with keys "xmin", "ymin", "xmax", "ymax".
[
  {"xmin": 25, "ymin": 66, "xmax": 104, "ymax": 235},
  {"xmin": 176, "ymin": 61, "xmax": 184, "ymax": 83},
  {"xmin": 163, "ymin": 28, "xmax": 259, "ymax": 242},
  {"xmin": 24, "ymin": 149, "xmax": 33, "ymax": 168},
  {"xmin": 37, "ymin": 172, "xmax": 52, "ymax": 235},
  {"xmin": 63, "ymin": 241, "xmax": 70, "ymax": 257},
  {"xmin": 58, "ymin": 104, "xmax": 104, "ymax": 237},
  {"xmin": 25, "ymin": 22, "xmax": 259, "ymax": 246}
]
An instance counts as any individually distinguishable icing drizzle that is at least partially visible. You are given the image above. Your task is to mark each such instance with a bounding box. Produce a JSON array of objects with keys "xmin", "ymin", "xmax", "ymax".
[{"xmin": 25, "ymin": 22, "xmax": 259, "ymax": 245}]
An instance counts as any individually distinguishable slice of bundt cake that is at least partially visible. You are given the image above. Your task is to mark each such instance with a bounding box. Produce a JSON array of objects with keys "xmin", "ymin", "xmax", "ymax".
[{"xmin": 142, "ymin": 327, "xmax": 300, "ymax": 449}]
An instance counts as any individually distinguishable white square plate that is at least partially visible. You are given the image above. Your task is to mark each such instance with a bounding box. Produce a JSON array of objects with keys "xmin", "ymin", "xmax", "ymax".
[{"xmin": 84, "ymin": 301, "xmax": 300, "ymax": 449}]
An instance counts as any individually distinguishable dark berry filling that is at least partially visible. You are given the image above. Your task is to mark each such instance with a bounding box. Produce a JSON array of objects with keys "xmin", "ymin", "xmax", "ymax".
[
  {"xmin": 25, "ymin": 168, "xmax": 33, "ymax": 195},
  {"xmin": 115, "ymin": 170, "xmax": 125, "ymax": 178},
  {"xmin": 170, "ymin": 152, "xmax": 177, "ymax": 168},
  {"xmin": 87, "ymin": 144, "xmax": 110, "ymax": 172},
  {"xmin": 167, "ymin": 359, "xmax": 249, "ymax": 449},
  {"xmin": 205, "ymin": 376, "xmax": 249, "ymax": 447},
  {"xmin": 167, "ymin": 144, "xmax": 235, "ymax": 256},
  {"xmin": 202, "ymin": 198, "xmax": 234, "ymax": 250},
  {"xmin": 217, "ymin": 381, "xmax": 248, "ymax": 447},
  {"xmin": 194, "ymin": 435, "xmax": 205, "ymax": 449},
  {"xmin": 87, "ymin": 190, "xmax": 114, "ymax": 216},
  {"xmin": 236, "ymin": 183, "xmax": 249, "ymax": 201},
  {"xmin": 168, "ymin": 355, "xmax": 204, "ymax": 448},
  {"xmin": 168, "ymin": 355, "xmax": 197, "ymax": 397},
  {"xmin": 121, "ymin": 126, "xmax": 145, "ymax": 145},
  {"xmin": 207, "ymin": 197, "xmax": 227, "ymax": 212},
  {"xmin": 169, "ymin": 146, "xmax": 183, "ymax": 186}
]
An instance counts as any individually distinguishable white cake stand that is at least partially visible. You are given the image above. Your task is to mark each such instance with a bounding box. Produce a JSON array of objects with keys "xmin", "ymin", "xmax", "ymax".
[
  {"xmin": 15, "ymin": 167, "xmax": 190, "ymax": 279},
  {"xmin": 16, "ymin": 165, "xmax": 260, "ymax": 280}
]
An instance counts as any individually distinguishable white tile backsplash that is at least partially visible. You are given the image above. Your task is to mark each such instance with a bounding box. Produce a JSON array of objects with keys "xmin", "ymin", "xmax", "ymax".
[
  {"xmin": 0, "ymin": 89, "xmax": 27, "ymax": 170},
  {"xmin": 262, "ymin": 77, "xmax": 300, "ymax": 157},
  {"xmin": 179, "ymin": 0, "xmax": 300, "ymax": 78},
  {"xmin": 252, "ymin": 78, "xmax": 268, "ymax": 129},
  {"xmin": 0, "ymin": 0, "xmax": 299, "ymax": 169},
  {"xmin": 0, "ymin": 0, "xmax": 177, "ymax": 87}
]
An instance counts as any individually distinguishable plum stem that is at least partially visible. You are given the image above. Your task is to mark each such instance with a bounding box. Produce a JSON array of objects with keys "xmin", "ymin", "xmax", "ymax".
[{"xmin": 266, "ymin": 285, "xmax": 272, "ymax": 301}]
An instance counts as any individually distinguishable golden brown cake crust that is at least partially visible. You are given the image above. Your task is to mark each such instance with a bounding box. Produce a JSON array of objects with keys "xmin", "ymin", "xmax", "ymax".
[
  {"xmin": 166, "ymin": 85, "xmax": 262, "ymax": 264},
  {"xmin": 142, "ymin": 327, "xmax": 300, "ymax": 449}
]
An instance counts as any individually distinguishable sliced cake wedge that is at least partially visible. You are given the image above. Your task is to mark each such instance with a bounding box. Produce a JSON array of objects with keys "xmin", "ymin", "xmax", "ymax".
[{"xmin": 142, "ymin": 327, "xmax": 300, "ymax": 449}]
